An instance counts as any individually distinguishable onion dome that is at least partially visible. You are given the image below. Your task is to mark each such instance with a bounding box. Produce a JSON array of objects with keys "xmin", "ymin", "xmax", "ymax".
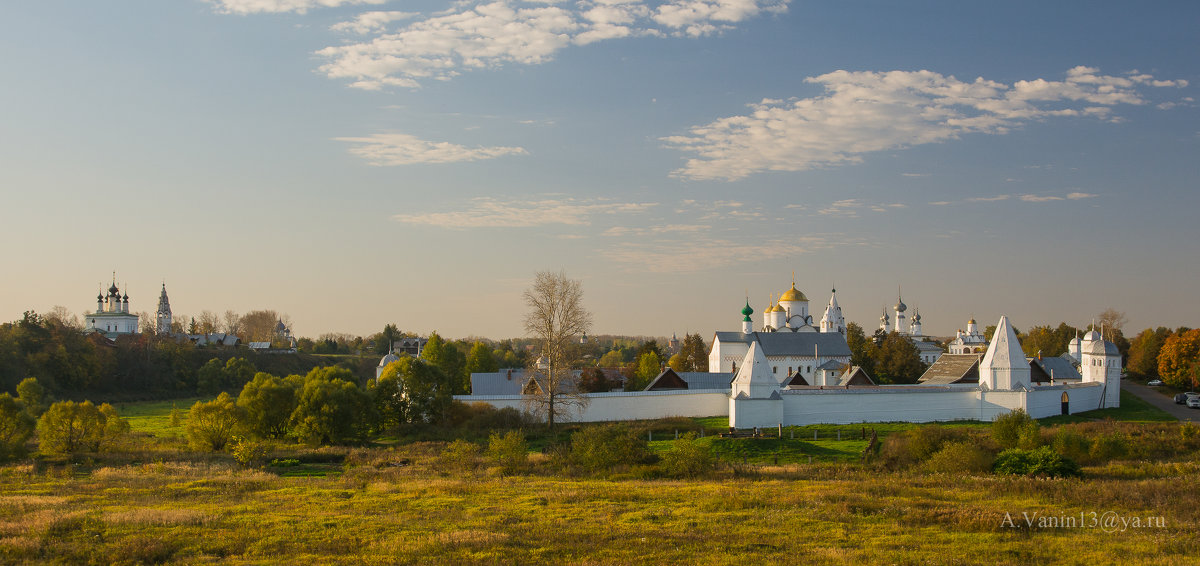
[
  {"xmin": 741, "ymin": 299, "xmax": 753, "ymax": 320},
  {"xmin": 109, "ymin": 283, "xmax": 120, "ymax": 296},
  {"xmin": 894, "ymin": 296, "xmax": 907, "ymax": 313},
  {"xmin": 779, "ymin": 283, "xmax": 807, "ymax": 302},
  {"xmin": 912, "ymin": 311, "xmax": 922, "ymax": 323},
  {"xmin": 968, "ymin": 318, "xmax": 976, "ymax": 325},
  {"xmin": 97, "ymin": 292, "xmax": 103, "ymax": 301}
]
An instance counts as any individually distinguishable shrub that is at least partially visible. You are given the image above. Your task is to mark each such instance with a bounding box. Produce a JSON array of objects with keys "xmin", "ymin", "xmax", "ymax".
[
  {"xmin": 1089, "ymin": 432, "xmax": 1131, "ymax": 462},
  {"xmin": 230, "ymin": 435, "xmax": 271, "ymax": 468},
  {"xmin": 660, "ymin": 433, "xmax": 715, "ymax": 478},
  {"xmin": 436, "ymin": 440, "xmax": 481, "ymax": 474},
  {"xmin": 993, "ymin": 409, "xmax": 1036, "ymax": 450},
  {"xmin": 186, "ymin": 393, "xmax": 244, "ymax": 451},
  {"xmin": 569, "ymin": 424, "xmax": 652, "ymax": 474},
  {"xmin": 1051, "ymin": 428, "xmax": 1092, "ymax": 463},
  {"xmin": 878, "ymin": 426, "xmax": 965, "ymax": 469},
  {"xmin": 486, "ymin": 430, "xmax": 529, "ymax": 475},
  {"xmin": 993, "ymin": 446, "xmax": 1081, "ymax": 478},
  {"xmin": 98, "ymin": 403, "xmax": 130, "ymax": 450},
  {"xmin": 456, "ymin": 403, "xmax": 531, "ymax": 433},
  {"xmin": 923, "ymin": 441, "xmax": 993, "ymax": 475},
  {"xmin": 169, "ymin": 404, "xmax": 182, "ymax": 428},
  {"xmin": 37, "ymin": 400, "xmax": 105, "ymax": 454},
  {"xmin": 0, "ymin": 393, "xmax": 35, "ymax": 460}
]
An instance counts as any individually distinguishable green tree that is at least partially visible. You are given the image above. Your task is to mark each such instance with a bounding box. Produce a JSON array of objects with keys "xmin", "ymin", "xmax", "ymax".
[
  {"xmin": 186, "ymin": 393, "xmax": 244, "ymax": 451},
  {"xmin": 845, "ymin": 322, "xmax": 876, "ymax": 378},
  {"xmin": 196, "ymin": 358, "xmax": 227, "ymax": 395},
  {"xmin": 371, "ymin": 362, "xmax": 406, "ymax": 431},
  {"xmin": 1158, "ymin": 329, "xmax": 1200, "ymax": 389},
  {"xmin": 97, "ymin": 403, "xmax": 130, "ymax": 450},
  {"xmin": 626, "ymin": 351, "xmax": 662, "ymax": 391},
  {"xmin": 597, "ymin": 350, "xmax": 625, "ymax": 369},
  {"xmin": 0, "ymin": 393, "xmax": 35, "ymax": 460},
  {"xmin": 375, "ymin": 323, "xmax": 401, "ymax": 355},
  {"xmin": 578, "ymin": 367, "xmax": 619, "ymax": 393},
  {"xmin": 290, "ymin": 369, "xmax": 373, "ymax": 445},
  {"xmin": 1020, "ymin": 323, "xmax": 1080, "ymax": 358},
  {"xmin": 383, "ymin": 357, "xmax": 452, "ymax": 425},
  {"xmin": 16, "ymin": 377, "xmax": 49, "ymax": 418},
  {"xmin": 422, "ymin": 332, "xmax": 467, "ymax": 395},
  {"xmin": 37, "ymin": 400, "xmax": 105, "ymax": 454},
  {"xmin": 671, "ymin": 334, "xmax": 709, "ymax": 372},
  {"xmin": 1127, "ymin": 327, "xmax": 1172, "ymax": 380},
  {"xmin": 464, "ymin": 341, "xmax": 500, "ymax": 386},
  {"xmin": 237, "ymin": 372, "xmax": 299, "ymax": 438},
  {"xmin": 873, "ymin": 332, "xmax": 926, "ymax": 384}
]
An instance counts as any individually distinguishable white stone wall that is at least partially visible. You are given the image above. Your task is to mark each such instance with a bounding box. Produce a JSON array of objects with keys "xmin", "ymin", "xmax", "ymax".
[{"xmin": 454, "ymin": 390, "xmax": 729, "ymax": 423}]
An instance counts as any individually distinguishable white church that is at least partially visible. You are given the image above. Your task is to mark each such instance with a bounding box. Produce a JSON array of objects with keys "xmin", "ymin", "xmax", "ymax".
[{"xmin": 85, "ymin": 278, "xmax": 140, "ymax": 338}]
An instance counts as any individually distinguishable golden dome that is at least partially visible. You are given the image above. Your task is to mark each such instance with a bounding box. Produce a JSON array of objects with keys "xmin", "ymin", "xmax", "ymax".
[{"xmin": 779, "ymin": 283, "xmax": 807, "ymax": 303}]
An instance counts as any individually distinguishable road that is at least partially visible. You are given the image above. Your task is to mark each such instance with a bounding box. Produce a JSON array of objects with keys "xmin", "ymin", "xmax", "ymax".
[{"xmin": 1121, "ymin": 380, "xmax": 1197, "ymax": 422}]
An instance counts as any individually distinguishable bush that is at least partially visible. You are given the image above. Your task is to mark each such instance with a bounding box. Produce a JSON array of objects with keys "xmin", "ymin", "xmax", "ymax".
[
  {"xmin": 186, "ymin": 393, "xmax": 244, "ymax": 451},
  {"xmin": 878, "ymin": 426, "xmax": 965, "ymax": 469},
  {"xmin": 0, "ymin": 393, "xmax": 35, "ymax": 460},
  {"xmin": 660, "ymin": 433, "xmax": 715, "ymax": 478},
  {"xmin": 993, "ymin": 409, "xmax": 1037, "ymax": 450},
  {"xmin": 37, "ymin": 400, "xmax": 106, "ymax": 454},
  {"xmin": 923, "ymin": 441, "xmax": 993, "ymax": 474},
  {"xmin": 1089, "ymin": 432, "xmax": 1131, "ymax": 462},
  {"xmin": 456, "ymin": 403, "xmax": 531, "ymax": 433},
  {"xmin": 486, "ymin": 430, "xmax": 529, "ymax": 475},
  {"xmin": 993, "ymin": 446, "xmax": 1081, "ymax": 478},
  {"xmin": 230, "ymin": 435, "xmax": 271, "ymax": 468},
  {"xmin": 97, "ymin": 403, "xmax": 130, "ymax": 451},
  {"xmin": 436, "ymin": 440, "xmax": 481, "ymax": 474},
  {"xmin": 1051, "ymin": 428, "xmax": 1092, "ymax": 463},
  {"xmin": 568, "ymin": 424, "xmax": 652, "ymax": 474}
]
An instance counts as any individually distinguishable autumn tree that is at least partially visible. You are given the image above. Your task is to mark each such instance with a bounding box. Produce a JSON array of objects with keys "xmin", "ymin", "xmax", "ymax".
[
  {"xmin": 523, "ymin": 270, "xmax": 592, "ymax": 429},
  {"xmin": 37, "ymin": 400, "xmax": 106, "ymax": 454},
  {"xmin": 1158, "ymin": 329, "xmax": 1200, "ymax": 389},
  {"xmin": 1126, "ymin": 327, "xmax": 1173, "ymax": 381},
  {"xmin": 669, "ymin": 333, "xmax": 708, "ymax": 372},
  {"xmin": 375, "ymin": 356, "xmax": 452, "ymax": 425},
  {"xmin": 626, "ymin": 351, "xmax": 662, "ymax": 391},
  {"xmin": 237, "ymin": 372, "xmax": 301, "ymax": 438},
  {"xmin": 290, "ymin": 367, "xmax": 373, "ymax": 445},
  {"xmin": 16, "ymin": 377, "xmax": 49, "ymax": 418},
  {"xmin": 186, "ymin": 393, "xmax": 244, "ymax": 451},
  {"xmin": 1020, "ymin": 323, "xmax": 1080, "ymax": 358},
  {"xmin": 0, "ymin": 393, "xmax": 34, "ymax": 460}
]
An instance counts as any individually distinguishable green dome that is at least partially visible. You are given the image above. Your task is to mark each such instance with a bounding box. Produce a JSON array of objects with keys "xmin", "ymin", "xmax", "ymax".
[{"xmin": 741, "ymin": 300, "xmax": 754, "ymax": 317}]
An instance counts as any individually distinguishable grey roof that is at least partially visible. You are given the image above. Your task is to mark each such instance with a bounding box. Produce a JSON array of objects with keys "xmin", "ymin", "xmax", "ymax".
[
  {"xmin": 470, "ymin": 368, "xmax": 529, "ymax": 396},
  {"xmin": 841, "ymin": 366, "xmax": 876, "ymax": 386},
  {"xmin": 918, "ymin": 354, "xmax": 982, "ymax": 385},
  {"xmin": 817, "ymin": 359, "xmax": 845, "ymax": 371},
  {"xmin": 1032, "ymin": 355, "xmax": 1081, "ymax": 381},
  {"xmin": 714, "ymin": 331, "xmax": 852, "ymax": 358},
  {"xmin": 677, "ymin": 372, "xmax": 735, "ymax": 390},
  {"xmin": 913, "ymin": 340, "xmax": 944, "ymax": 353}
]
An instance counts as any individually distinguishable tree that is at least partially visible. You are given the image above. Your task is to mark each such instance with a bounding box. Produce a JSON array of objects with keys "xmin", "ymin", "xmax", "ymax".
[
  {"xmin": 626, "ymin": 351, "xmax": 662, "ymax": 391},
  {"xmin": 37, "ymin": 400, "xmax": 106, "ymax": 454},
  {"xmin": 845, "ymin": 322, "xmax": 876, "ymax": 379},
  {"xmin": 196, "ymin": 311, "xmax": 220, "ymax": 335},
  {"xmin": 873, "ymin": 332, "xmax": 926, "ymax": 384},
  {"xmin": 1097, "ymin": 308, "xmax": 1128, "ymax": 334},
  {"xmin": 1158, "ymin": 329, "xmax": 1200, "ymax": 389},
  {"xmin": 421, "ymin": 332, "xmax": 467, "ymax": 394},
  {"xmin": 378, "ymin": 357, "xmax": 452, "ymax": 425},
  {"xmin": 16, "ymin": 377, "xmax": 49, "ymax": 418},
  {"xmin": 1127, "ymin": 327, "xmax": 1172, "ymax": 381},
  {"xmin": 374, "ymin": 323, "xmax": 401, "ymax": 355},
  {"xmin": 671, "ymin": 334, "xmax": 708, "ymax": 372},
  {"xmin": 222, "ymin": 310, "xmax": 242, "ymax": 335},
  {"xmin": 239, "ymin": 310, "xmax": 284, "ymax": 343},
  {"xmin": 577, "ymin": 367, "xmax": 619, "ymax": 393},
  {"xmin": 523, "ymin": 270, "xmax": 592, "ymax": 429},
  {"xmin": 97, "ymin": 403, "xmax": 130, "ymax": 450},
  {"xmin": 0, "ymin": 393, "xmax": 34, "ymax": 460},
  {"xmin": 44, "ymin": 306, "xmax": 81, "ymax": 330},
  {"xmin": 597, "ymin": 350, "xmax": 625, "ymax": 369},
  {"xmin": 237, "ymin": 372, "xmax": 300, "ymax": 438},
  {"xmin": 186, "ymin": 393, "xmax": 244, "ymax": 451},
  {"xmin": 1020, "ymin": 323, "xmax": 1079, "ymax": 358},
  {"xmin": 290, "ymin": 367, "xmax": 373, "ymax": 445},
  {"xmin": 464, "ymin": 341, "xmax": 500, "ymax": 385}
]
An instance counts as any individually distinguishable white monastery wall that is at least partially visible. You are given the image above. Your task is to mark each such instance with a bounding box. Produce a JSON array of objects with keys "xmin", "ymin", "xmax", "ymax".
[{"xmin": 454, "ymin": 390, "xmax": 728, "ymax": 423}]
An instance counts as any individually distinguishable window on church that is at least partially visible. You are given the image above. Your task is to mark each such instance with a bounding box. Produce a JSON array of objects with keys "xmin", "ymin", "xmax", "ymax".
[{"xmin": 772, "ymin": 366, "xmax": 777, "ymax": 374}]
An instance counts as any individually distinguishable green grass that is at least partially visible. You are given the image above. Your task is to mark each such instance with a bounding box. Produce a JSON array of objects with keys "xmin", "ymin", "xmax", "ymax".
[
  {"xmin": 115, "ymin": 397, "xmax": 207, "ymax": 438},
  {"xmin": 1039, "ymin": 389, "xmax": 1176, "ymax": 425}
]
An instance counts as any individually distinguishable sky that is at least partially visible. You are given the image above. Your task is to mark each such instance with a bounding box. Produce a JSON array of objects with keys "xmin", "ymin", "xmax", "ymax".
[{"xmin": 2, "ymin": 0, "xmax": 1198, "ymax": 342}]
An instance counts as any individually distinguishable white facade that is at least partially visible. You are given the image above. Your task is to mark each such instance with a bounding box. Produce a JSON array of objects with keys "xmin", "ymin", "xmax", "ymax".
[
  {"xmin": 155, "ymin": 283, "xmax": 172, "ymax": 335},
  {"xmin": 85, "ymin": 279, "xmax": 140, "ymax": 338},
  {"xmin": 949, "ymin": 318, "xmax": 988, "ymax": 354}
]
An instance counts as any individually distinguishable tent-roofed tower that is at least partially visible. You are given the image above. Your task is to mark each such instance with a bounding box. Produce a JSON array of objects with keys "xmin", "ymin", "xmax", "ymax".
[
  {"xmin": 156, "ymin": 283, "xmax": 173, "ymax": 335},
  {"xmin": 979, "ymin": 315, "xmax": 1030, "ymax": 391},
  {"xmin": 819, "ymin": 288, "xmax": 845, "ymax": 335}
]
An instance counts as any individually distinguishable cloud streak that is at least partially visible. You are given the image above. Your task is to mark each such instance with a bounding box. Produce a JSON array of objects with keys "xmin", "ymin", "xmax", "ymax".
[
  {"xmin": 663, "ymin": 67, "xmax": 1187, "ymax": 181},
  {"xmin": 393, "ymin": 197, "xmax": 657, "ymax": 228},
  {"xmin": 211, "ymin": 0, "xmax": 385, "ymax": 15},
  {"xmin": 335, "ymin": 133, "xmax": 528, "ymax": 165},
  {"xmin": 315, "ymin": 0, "xmax": 788, "ymax": 89}
]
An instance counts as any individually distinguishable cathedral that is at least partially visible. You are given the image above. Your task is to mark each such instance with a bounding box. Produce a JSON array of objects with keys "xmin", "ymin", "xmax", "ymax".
[{"xmin": 85, "ymin": 277, "xmax": 140, "ymax": 338}]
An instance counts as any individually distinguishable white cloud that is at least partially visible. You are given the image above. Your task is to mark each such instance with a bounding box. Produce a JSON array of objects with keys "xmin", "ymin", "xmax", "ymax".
[
  {"xmin": 331, "ymin": 11, "xmax": 417, "ymax": 34},
  {"xmin": 1019, "ymin": 194, "xmax": 1063, "ymax": 202},
  {"xmin": 211, "ymin": 0, "xmax": 385, "ymax": 15},
  {"xmin": 600, "ymin": 235, "xmax": 848, "ymax": 273},
  {"xmin": 315, "ymin": 0, "xmax": 788, "ymax": 89},
  {"xmin": 393, "ymin": 197, "xmax": 657, "ymax": 228},
  {"xmin": 602, "ymin": 224, "xmax": 709, "ymax": 237},
  {"xmin": 335, "ymin": 133, "xmax": 528, "ymax": 165},
  {"xmin": 664, "ymin": 67, "xmax": 1186, "ymax": 181},
  {"xmin": 1066, "ymin": 192, "xmax": 1097, "ymax": 200},
  {"xmin": 967, "ymin": 195, "xmax": 1010, "ymax": 202}
]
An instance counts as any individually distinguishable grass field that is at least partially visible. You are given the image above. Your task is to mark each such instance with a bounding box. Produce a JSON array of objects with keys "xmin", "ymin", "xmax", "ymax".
[{"xmin": 1, "ymin": 395, "xmax": 1195, "ymax": 564}]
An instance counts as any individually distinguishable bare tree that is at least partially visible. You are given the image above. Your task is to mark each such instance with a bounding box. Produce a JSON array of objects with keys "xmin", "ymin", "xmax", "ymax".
[
  {"xmin": 522, "ymin": 270, "xmax": 592, "ymax": 429},
  {"xmin": 1096, "ymin": 308, "xmax": 1127, "ymax": 333},
  {"xmin": 45, "ymin": 306, "xmax": 81, "ymax": 329},
  {"xmin": 197, "ymin": 310, "xmax": 220, "ymax": 335},
  {"xmin": 222, "ymin": 310, "xmax": 242, "ymax": 336}
]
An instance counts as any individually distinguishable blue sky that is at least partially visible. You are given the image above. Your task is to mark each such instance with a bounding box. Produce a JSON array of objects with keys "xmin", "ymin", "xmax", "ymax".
[{"xmin": 2, "ymin": 0, "xmax": 1197, "ymax": 341}]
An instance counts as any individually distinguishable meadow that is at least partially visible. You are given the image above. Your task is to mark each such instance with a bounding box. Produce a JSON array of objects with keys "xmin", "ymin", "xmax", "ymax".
[{"xmin": 1, "ymin": 393, "xmax": 1197, "ymax": 565}]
